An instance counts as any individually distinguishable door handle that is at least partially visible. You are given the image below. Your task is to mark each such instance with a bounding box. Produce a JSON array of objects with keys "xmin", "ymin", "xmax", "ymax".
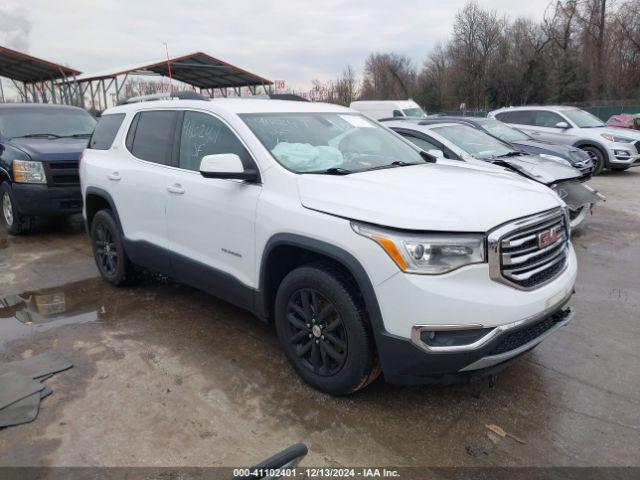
[
  {"xmin": 167, "ymin": 183, "xmax": 185, "ymax": 194},
  {"xmin": 107, "ymin": 171, "xmax": 121, "ymax": 181}
]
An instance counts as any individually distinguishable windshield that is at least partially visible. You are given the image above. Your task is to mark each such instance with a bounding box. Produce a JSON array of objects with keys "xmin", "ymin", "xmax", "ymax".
[
  {"xmin": 432, "ymin": 124, "xmax": 516, "ymax": 160},
  {"xmin": 402, "ymin": 107, "xmax": 426, "ymax": 118},
  {"xmin": 240, "ymin": 112, "xmax": 425, "ymax": 173},
  {"xmin": 561, "ymin": 109, "xmax": 604, "ymax": 128},
  {"xmin": 480, "ymin": 119, "xmax": 530, "ymax": 142},
  {"xmin": 0, "ymin": 107, "xmax": 96, "ymax": 139}
]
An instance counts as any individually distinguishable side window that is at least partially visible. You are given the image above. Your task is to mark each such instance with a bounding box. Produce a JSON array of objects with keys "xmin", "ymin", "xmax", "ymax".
[
  {"xmin": 88, "ymin": 114, "xmax": 125, "ymax": 150},
  {"xmin": 401, "ymin": 133, "xmax": 440, "ymax": 152},
  {"xmin": 399, "ymin": 132, "xmax": 457, "ymax": 159},
  {"xmin": 178, "ymin": 111, "xmax": 250, "ymax": 172},
  {"xmin": 128, "ymin": 111, "xmax": 178, "ymax": 165},
  {"xmin": 533, "ymin": 111, "xmax": 564, "ymax": 128},
  {"xmin": 392, "ymin": 110, "xmax": 403, "ymax": 117},
  {"xmin": 498, "ymin": 111, "xmax": 535, "ymax": 125}
]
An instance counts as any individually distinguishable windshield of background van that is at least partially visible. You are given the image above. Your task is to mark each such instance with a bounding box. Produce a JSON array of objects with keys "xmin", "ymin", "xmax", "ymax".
[
  {"xmin": 402, "ymin": 107, "xmax": 426, "ymax": 118},
  {"xmin": 0, "ymin": 108, "xmax": 97, "ymax": 139},
  {"xmin": 241, "ymin": 113, "xmax": 424, "ymax": 173}
]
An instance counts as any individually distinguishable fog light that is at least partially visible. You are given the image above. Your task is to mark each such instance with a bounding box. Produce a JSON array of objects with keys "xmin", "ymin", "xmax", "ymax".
[
  {"xmin": 420, "ymin": 327, "xmax": 494, "ymax": 347},
  {"xmin": 614, "ymin": 150, "xmax": 631, "ymax": 158}
]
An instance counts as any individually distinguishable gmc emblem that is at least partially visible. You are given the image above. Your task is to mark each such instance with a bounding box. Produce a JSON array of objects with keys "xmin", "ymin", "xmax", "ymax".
[{"xmin": 538, "ymin": 226, "xmax": 561, "ymax": 248}]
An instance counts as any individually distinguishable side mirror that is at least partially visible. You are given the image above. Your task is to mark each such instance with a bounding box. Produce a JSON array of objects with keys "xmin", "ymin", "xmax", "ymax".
[
  {"xmin": 427, "ymin": 149, "xmax": 445, "ymax": 158},
  {"xmin": 555, "ymin": 121, "xmax": 569, "ymax": 129},
  {"xmin": 199, "ymin": 154, "xmax": 260, "ymax": 182}
]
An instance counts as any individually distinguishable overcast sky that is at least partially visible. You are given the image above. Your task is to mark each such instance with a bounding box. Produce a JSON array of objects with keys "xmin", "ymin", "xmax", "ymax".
[{"xmin": 2, "ymin": 0, "xmax": 551, "ymax": 90}]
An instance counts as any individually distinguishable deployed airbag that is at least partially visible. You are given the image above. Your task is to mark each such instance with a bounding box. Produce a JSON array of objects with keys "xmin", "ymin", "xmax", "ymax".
[{"xmin": 271, "ymin": 142, "xmax": 344, "ymax": 172}]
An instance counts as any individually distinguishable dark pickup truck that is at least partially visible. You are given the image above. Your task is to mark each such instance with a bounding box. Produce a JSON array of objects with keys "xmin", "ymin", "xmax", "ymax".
[{"xmin": 0, "ymin": 103, "xmax": 96, "ymax": 234}]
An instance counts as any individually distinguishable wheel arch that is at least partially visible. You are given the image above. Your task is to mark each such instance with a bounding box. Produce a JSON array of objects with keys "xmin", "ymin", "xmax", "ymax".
[
  {"xmin": 84, "ymin": 187, "xmax": 124, "ymax": 235},
  {"xmin": 572, "ymin": 140, "xmax": 609, "ymax": 164},
  {"xmin": 257, "ymin": 234, "xmax": 385, "ymax": 337}
]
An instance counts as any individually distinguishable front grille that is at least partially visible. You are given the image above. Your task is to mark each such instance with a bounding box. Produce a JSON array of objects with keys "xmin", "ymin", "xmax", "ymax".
[
  {"xmin": 489, "ymin": 208, "xmax": 569, "ymax": 290},
  {"xmin": 45, "ymin": 160, "xmax": 80, "ymax": 186},
  {"xmin": 489, "ymin": 309, "xmax": 570, "ymax": 355}
]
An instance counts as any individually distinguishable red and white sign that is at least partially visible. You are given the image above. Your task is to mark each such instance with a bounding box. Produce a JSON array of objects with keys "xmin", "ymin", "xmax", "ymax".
[{"xmin": 274, "ymin": 80, "xmax": 286, "ymax": 91}]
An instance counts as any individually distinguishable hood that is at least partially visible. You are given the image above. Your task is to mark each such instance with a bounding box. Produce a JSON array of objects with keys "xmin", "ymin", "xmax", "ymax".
[
  {"xmin": 586, "ymin": 126, "xmax": 640, "ymax": 140},
  {"xmin": 297, "ymin": 162, "xmax": 563, "ymax": 232},
  {"xmin": 486, "ymin": 154, "xmax": 582, "ymax": 184},
  {"xmin": 9, "ymin": 138, "xmax": 88, "ymax": 162},
  {"xmin": 512, "ymin": 139, "xmax": 590, "ymax": 163}
]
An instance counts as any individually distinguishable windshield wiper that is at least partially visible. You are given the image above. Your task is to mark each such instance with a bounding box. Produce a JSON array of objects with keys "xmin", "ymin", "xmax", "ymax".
[
  {"xmin": 11, "ymin": 133, "xmax": 62, "ymax": 139},
  {"xmin": 60, "ymin": 133, "xmax": 92, "ymax": 138},
  {"xmin": 494, "ymin": 151, "xmax": 524, "ymax": 158},
  {"xmin": 363, "ymin": 161, "xmax": 423, "ymax": 172},
  {"xmin": 303, "ymin": 167, "xmax": 353, "ymax": 175}
]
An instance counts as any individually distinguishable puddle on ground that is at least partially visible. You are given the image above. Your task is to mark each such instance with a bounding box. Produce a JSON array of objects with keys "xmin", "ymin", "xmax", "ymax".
[{"xmin": 0, "ymin": 278, "xmax": 106, "ymax": 353}]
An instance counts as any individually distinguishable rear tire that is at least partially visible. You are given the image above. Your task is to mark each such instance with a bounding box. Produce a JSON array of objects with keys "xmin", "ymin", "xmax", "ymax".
[
  {"xmin": 1, "ymin": 183, "xmax": 33, "ymax": 235},
  {"xmin": 90, "ymin": 209, "xmax": 133, "ymax": 286},
  {"xmin": 274, "ymin": 263, "xmax": 379, "ymax": 395},
  {"xmin": 580, "ymin": 146, "xmax": 606, "ymax": 175}
]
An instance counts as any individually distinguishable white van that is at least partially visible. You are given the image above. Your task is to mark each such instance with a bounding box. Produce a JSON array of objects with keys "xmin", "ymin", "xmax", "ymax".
[{"xmin": 349, "ymin": 100, "xmax": 426, "ymax": 120}]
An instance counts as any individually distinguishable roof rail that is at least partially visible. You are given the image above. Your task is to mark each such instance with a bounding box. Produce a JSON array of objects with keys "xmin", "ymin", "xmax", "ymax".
[{"xmin": 117, "ymin": 90, "xmax": 209, "ymax": 105}]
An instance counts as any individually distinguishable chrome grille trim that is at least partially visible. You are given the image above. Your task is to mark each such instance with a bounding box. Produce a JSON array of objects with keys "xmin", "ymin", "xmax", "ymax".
[{"xmin": 488, "ymin": 208, "xmax": 570, "ymax": 290}]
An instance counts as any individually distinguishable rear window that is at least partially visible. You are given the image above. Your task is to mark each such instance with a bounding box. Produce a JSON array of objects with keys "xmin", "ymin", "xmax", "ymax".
[
  {"xmin": 127, "ymin": 111, "xmax": 178, "ymax": 165},
  {"xmin": 88, "ymin": 114, "xmax": 125, "ymax": 150}
]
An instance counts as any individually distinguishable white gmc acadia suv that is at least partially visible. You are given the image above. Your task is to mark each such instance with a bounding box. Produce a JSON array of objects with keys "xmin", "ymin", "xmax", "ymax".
[{"xmin": 80, "ymin": 95, "xmax": 577, "ymax": 395}]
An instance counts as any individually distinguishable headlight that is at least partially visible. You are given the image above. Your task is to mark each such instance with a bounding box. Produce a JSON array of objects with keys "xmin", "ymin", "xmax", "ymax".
[
  {"xmin": 601, "ymin": 133, "xmax": 633, "ymax": 143},
  {"xmin": 13, "ymin": 160, "xmax": 46, "ymax": 184},
  {"xmin": 352, "ymin": 222, "xmax": 485, "ymax": 274},
  {"xmin": 539, "ymin": 154, "xmax": 571, "ymax": 166}
]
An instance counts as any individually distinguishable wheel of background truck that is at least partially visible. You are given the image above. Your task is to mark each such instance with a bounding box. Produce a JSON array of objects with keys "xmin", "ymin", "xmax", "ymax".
[
  {"xmin": 0, "ymin": 183, "xmax": 33, "ymax": 235},
  {"xmin": 90, "ymin": 209, "xmax": 133, "ymax": 286},
  {"xmin": 581, "ymin": 146, "xmax": 605, "ymax": 175},
  {"xmin": 274, "ymin": 263, "xmax": 379, "ymax": 395}
]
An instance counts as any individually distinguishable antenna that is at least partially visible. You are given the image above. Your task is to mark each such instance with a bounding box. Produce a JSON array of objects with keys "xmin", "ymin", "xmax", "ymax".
[{"xmin": 164, "ymin": 42, "xmax": 173, "ymax": 92}]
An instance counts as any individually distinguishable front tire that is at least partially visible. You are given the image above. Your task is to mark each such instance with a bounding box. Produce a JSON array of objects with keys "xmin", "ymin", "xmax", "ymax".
[
  {"xmin": 90, "ymin": 209, "xmax": 133, "ymax": 286},
  {"xmin": 274, "ymin": 263, "xmax": 379, "ymax": 395},
  {"xmin": 581, "ymin": 146, "xmax": 606, "ymax": 175},
  {"xmin": 1, "ymin": 183, "xmax": 33, "ymax": 235}
]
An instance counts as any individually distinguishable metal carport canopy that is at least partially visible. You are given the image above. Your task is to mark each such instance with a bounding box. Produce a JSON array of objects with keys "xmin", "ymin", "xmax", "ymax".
[
  {"xmin": 0, "ymin": 45, "xmax": 80, "ymax": 82},
  {"xmin": 72, "ymin": 52, "xmax": 272, "ymax": 89}
]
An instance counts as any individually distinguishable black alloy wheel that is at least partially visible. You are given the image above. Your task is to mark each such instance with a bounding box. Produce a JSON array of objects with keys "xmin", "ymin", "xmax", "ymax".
[
  {"xmin": 285, "ymin": 288, "xmax": 348, "ymax": 376},
  {"xmin": 94, "ymin": 221, "xmax": 118, "ymax": 276},
  {"xmin": 90, "ymin": 209, "xmax": 133, "ymax": 286}
]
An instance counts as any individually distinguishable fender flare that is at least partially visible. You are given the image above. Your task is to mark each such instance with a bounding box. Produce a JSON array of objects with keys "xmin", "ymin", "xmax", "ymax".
[
  {"xmin": 258, "ymin": 233, "xmax": 386, "ymax": 337},
  {"xmin": 84, "ymin": 186, "xmax": 124, "ymax": 234}
]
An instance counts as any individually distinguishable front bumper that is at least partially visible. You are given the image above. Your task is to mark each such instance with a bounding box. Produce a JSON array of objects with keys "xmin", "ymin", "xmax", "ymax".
[
  {"xmin": 606, "ymin": 144, "xmax": 640, "ymax": 166},
  {"xmin": 372, "ymin": 239, "xmax": 577, "ymax": 385},
  {"xmin": 11, "ymin": 183, "xmax": 82, "ymax": 216},
  {"xmin": 377, "ymin": 304, "xmax": 574, "ymax": 385}
]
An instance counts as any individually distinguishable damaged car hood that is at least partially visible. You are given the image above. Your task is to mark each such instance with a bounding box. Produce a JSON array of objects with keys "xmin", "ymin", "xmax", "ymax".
[
  {"xmin": 298, "ymin": 163, "xmax": 562, "ymax": 232},
  {"xmin": 484, "ymin": 154, "xmax": 582, "ymax": 185}
]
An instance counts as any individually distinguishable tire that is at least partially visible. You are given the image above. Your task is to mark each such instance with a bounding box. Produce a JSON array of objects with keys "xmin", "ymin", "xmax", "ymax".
[
  {"xmin": 1, "ymin": 183, "xmax": 33, "ymax": 235},
  {"xmin": 90, "ymin": 209, "xmax": 133, "ymax": 286},
  {"xmin": 274, "ymin": 263, "xmax": 379, "ymax": 395},
  {"xmin": 580, "ymin": 146, "xmax": 606, "ymax": 175}
]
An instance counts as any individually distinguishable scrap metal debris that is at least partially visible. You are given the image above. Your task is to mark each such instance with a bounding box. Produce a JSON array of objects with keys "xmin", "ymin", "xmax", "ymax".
[{"xmin": 0, "ymin": 352, "xmax": 72, "ymax": 428}]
